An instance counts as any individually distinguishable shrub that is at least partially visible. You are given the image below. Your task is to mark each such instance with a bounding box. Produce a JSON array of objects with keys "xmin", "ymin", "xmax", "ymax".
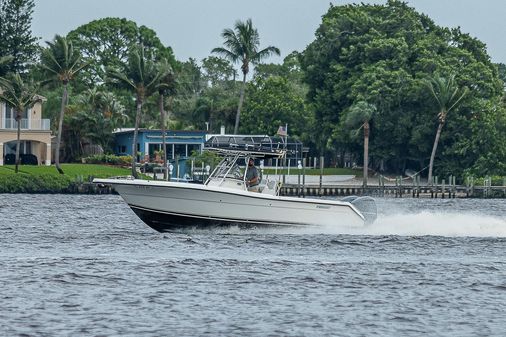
[
  {"xmin": 0, "ymin": 173, "xmax": 73, "ymax": 193},
  {"xmin": 83, "ymin": 154, "xmax": 132, "ymax": 166}
]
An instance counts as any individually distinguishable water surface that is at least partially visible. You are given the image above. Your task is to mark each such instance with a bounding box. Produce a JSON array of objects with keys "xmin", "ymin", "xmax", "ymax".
[{"xmin": 1, "ymin": 195, "xmax": 506, "ymax": 336}]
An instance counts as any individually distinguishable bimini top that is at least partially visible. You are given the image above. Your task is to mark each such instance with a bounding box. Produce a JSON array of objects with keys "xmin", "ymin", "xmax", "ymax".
[{"xmin": 205, "ymin": 135, "xmax": 301, "ymax": 157}]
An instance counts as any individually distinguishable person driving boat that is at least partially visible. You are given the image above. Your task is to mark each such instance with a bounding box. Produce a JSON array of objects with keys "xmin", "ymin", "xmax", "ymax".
[{"xmin": 245, "ymin": 158, "xmax": 260, "ymax": 192}]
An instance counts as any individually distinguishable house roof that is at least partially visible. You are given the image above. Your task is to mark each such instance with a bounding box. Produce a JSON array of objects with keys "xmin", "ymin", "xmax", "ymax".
[{"xmin": 112, "ymin": 128, "xmax": 207, "ymax": 135}]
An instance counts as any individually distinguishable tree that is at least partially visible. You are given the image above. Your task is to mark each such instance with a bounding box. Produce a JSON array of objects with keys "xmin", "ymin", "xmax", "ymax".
[
  {"xmin": 68, "ymin": 88, "xmax": 128, "ymax": 154},
  {"xmin": 107, "ymin": 44, "xmax": 170, "ymax": 178},
  {"xmin": 212, "ymin": 18, "xmax": 280, "ymax": 134},
  {"xmin": 40, "ymin": 35, "xmax": 88, "ymax": 174},
  {"xmin": 301, "ymin": 1, "xmax": 502, "ymax": 175},
  {"xmin": 345, "ymin": 101, "xmax": 376, "ymax": 186},
  {"xmin": 202, "ymin": 56, "xmax": 237, "ymax": 85},
  {"xmin": 0, "ymin": 73, "xmax": 40, "ymax": 172},
  {"xmin": 67, "ymin": 17, "xmax": 176, "ymax": 84},
  {"xmin": 240, "ymin": 76, "xmax": 307, "ymax": 137},
  {"xmin": 425, "ymin": 74, "xmax": 467, "ymax": 184},
  {"xmin": 0, "ymin": 0, "xmax": 38, "ymax": 73}
]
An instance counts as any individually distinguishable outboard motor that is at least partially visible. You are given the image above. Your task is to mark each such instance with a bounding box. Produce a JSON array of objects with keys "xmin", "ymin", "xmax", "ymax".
[{"xmin": 341, "ymin": 196, "xmax": 377, "ymax": 225}]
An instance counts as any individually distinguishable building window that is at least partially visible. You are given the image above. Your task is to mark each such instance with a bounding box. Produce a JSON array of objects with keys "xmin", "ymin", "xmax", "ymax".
[
  {"xmin": 174, "ymin": 144, "xmax": 186, "ymax": 157},
  {"xmin": 187, "ymin": 144, "xmax": 201, "ymax": 156},
  {"xmin": 165, "ymin": 144, "xmax": 174, "ymax": 160}
]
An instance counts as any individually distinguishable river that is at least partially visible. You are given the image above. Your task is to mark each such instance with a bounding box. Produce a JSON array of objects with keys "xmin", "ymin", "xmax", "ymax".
[{"xmin": 1, "ymin": 194, "xmax": 505, "ymax": 336}]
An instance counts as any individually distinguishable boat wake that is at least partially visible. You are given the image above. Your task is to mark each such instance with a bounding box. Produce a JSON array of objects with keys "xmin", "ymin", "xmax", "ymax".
[
  {"xmin": 348, "ymin": 211, "xmax": 506, "ymax": 238},
  {"xmin": 178, "ymin": 210, "xmax": 506, "ymax": 238}
]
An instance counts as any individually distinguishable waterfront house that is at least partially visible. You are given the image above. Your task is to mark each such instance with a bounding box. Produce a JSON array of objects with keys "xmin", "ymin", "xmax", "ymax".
[
  {"xmin": 0, "ymin": 96, "xmax": 51, "ymax": 166},
  {"xmin": 112, "ymin": 128, "xmax": 207, "ymax": 162}
]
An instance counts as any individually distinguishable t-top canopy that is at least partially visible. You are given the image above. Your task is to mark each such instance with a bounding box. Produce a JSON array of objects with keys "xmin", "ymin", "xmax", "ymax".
[{"xmin": 205, "ymin": 135, "xmax": 302, "ymax": 158}]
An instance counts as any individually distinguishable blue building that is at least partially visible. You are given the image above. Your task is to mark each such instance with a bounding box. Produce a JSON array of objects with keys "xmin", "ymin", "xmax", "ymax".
[{"xmin": 113, "ymin": 129, "xmax": 207, "ymax": 162}]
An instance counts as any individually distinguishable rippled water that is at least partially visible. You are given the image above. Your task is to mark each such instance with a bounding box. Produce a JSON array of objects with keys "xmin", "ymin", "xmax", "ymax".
[{"xmin": 1, "ymin": 194, "xmax": 506, "ymax": 336}]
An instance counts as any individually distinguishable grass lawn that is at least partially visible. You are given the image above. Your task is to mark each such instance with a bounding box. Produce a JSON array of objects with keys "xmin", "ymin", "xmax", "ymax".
[{"xmin": 0, "ymin": 164, "xmax": 132, "ymax": 179}]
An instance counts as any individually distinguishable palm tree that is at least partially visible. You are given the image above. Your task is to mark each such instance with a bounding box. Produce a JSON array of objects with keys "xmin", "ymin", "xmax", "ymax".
[
  {"xmin": 155, "ymin": 59, "xmax": 175, "ymax": 178},
  {"xmin": 40, "ymin": 35, "xmax": 88, "ymax": 174},
  {"xmin": 107, "ymin": 44, "xmax": 170, "ymax": 178},
  {"xmin": 345, "ymin": 101, "xmax": 376, "ymax": 187},
  {"xmin": 71, "ymin": 88, "xmax": 128, "ymax": 153},
  {"xmin": 0, "ymin": 73, "xmax": 40, "ymax": 173},
  {"xmin": 212, "ymin": 18, "xmax": 280, "ymax": 134},
  {"xmin": 426, "ymin": 74, "xmax": 468, "ymax": 184}
]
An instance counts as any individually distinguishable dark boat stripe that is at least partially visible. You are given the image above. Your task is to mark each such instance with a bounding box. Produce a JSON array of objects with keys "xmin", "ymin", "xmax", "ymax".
[{"xmin": 128, "ymin": 204, "xmax": 307, "ymax": 227}]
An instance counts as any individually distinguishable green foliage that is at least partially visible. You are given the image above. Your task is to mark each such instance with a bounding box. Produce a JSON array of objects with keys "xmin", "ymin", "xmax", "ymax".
[
  {"xmin": 65, "ymin": 88, "xmax": 128, "ymax": 156},
  {"xmin": 0, "ymin": 164, "xmax": 134, "ymax": 193},
  {"xmin": 301, "ymin": 0, "xmax": 505, "ymax": 175},
  {"xmin": 345, "ymin": 101, "xmax": 376, "ymax": 129},
  {"xmin": 212, "ymin": 18, "xmax": 281, "ymax": 133},
  {"xmin": 188, "ymin": 150, "xmax": 221, "ymax": 168},
  {"xmin": 0, "ymin": 172, "xmax": 72, "ymax": 193},
  {"xmin": 0, "ymin": 0, "xmax": 38, "ymax": 73},
  {"xmin": 212, "ymin": 19, "xmax": 280, "ymax": 76},
  {"xmin": 67, "ymin": 18, "xmax": 176, "ymax": 84},
  {"xmin": 82, "ymin": 154, "xmax": 132, "ymax": 166},
  {"xmin": 240, "ymin": 76, "xmax": 309, "ymax": 137},
  {"xmin": 107, "ymin": 44, "xmax": 168, "ymax": 101},
  {"xmin": 40, "ymin": 35, "xmax": 88, "ymax": 85},
  {"xmin": 0, "ymin": 73, "xmax": 40, "ymax": 113},
  {"xmin": 202, "ymin": 56, "xmax": 237, "ymax": 85}
]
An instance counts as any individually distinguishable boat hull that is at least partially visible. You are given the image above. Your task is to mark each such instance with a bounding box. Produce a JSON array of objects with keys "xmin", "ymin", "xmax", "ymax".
[{"xmin": 95, "ymin": 179, "xmax": 366, "ymax": 232}]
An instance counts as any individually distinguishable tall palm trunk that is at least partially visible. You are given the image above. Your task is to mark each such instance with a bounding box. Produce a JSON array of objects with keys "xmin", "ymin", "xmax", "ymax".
[
  {"xmin": 363, "ymin": 121, "xmax": 370, "ymax": 187},
  {"xmin": 428, "ymin": 119, "xmax": 445, "ymax": 185},
  {"xmin": 159, "ymin": 93, "xmax": 167, "ymax": 180},
  {"xmin": 131, "ymin": 97, "xmax": 143, "ymax": 178},
  {"xmin": 55, "ymin": 82, "xmax": 68, "ymax": 174},
  {"xmin": 234, "ymin": 72, "xmax": 247, "ymax": 134},
  {"xmin": 15, "ymin": 110, "xmax": 21, "ymax": 173}
]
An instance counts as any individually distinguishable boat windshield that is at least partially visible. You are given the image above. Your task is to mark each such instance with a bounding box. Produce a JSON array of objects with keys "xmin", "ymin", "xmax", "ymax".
[{"xmin": 210, "ymin": 155, "xmax": 244, "ymax": 181}]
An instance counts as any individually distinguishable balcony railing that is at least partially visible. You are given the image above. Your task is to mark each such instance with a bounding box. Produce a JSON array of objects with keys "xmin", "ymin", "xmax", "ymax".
[{"xmin": 1, "ymin": 118, "xmax": 50, "ymax": 130}]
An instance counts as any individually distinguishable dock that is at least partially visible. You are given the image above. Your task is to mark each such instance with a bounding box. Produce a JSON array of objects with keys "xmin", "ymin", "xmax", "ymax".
[{"xmin": 280, "ymin": 175, "xmax": 506, "ymax": 198}]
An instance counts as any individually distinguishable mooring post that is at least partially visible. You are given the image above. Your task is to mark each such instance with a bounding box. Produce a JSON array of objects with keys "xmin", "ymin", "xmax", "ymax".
[
  {"xmin": 302, "ymin": 158, "xmax": 306, "ymax": 198},
  {"xmin": 442, "ymin": 179, "xmax": 446, "ymax": 199},
  {"xmin": 412, "ymin": 174, "xmax": 416, "ymax": 198},
  {"xmin": 452, "ymin": 175, "xmax": 457, "ymax": 198},
  {"xmin": 416, "ymin": 174, "xmax": 421, "ymax": 198},
  {"xmin": 191, "ymin": 159, "xmax": 194, "ymax": 181},
  {"xmin": 448, "ymin": 175, "xmax": 451, "ymax": 198},
  {"xmin": 503, "ymin": 177, "xmax": 506, "ymax": 197},
  {"xmin": 319, "ymin": 156, "xmax": 324, "ymax": 196},
  {"xmin": 297, "ymin": 160, "xmax": 301, "ymax": 197}
]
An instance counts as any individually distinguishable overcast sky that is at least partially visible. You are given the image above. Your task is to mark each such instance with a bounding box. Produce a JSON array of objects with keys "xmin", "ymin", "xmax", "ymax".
[{"xmin": 32, "ymin": 0, "xmax": 506, "ymax": 65}]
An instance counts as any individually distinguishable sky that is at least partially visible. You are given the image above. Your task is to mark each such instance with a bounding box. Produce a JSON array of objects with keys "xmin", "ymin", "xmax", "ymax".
[{"xmin": 31, "ymin": 0, "xmax": 506, "ymax": 65}]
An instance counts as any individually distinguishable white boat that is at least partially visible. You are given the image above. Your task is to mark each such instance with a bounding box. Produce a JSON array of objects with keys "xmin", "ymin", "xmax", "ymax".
[{"xmin": 94, "ymin": 137, "xmax": 376, "ymax": 232}]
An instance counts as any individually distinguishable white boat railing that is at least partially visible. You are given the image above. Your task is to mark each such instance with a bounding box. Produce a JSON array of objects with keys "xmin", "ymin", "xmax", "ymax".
[{"xmin": 1, "ymin": 118, "xmax": 51, "ymax": 130}]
